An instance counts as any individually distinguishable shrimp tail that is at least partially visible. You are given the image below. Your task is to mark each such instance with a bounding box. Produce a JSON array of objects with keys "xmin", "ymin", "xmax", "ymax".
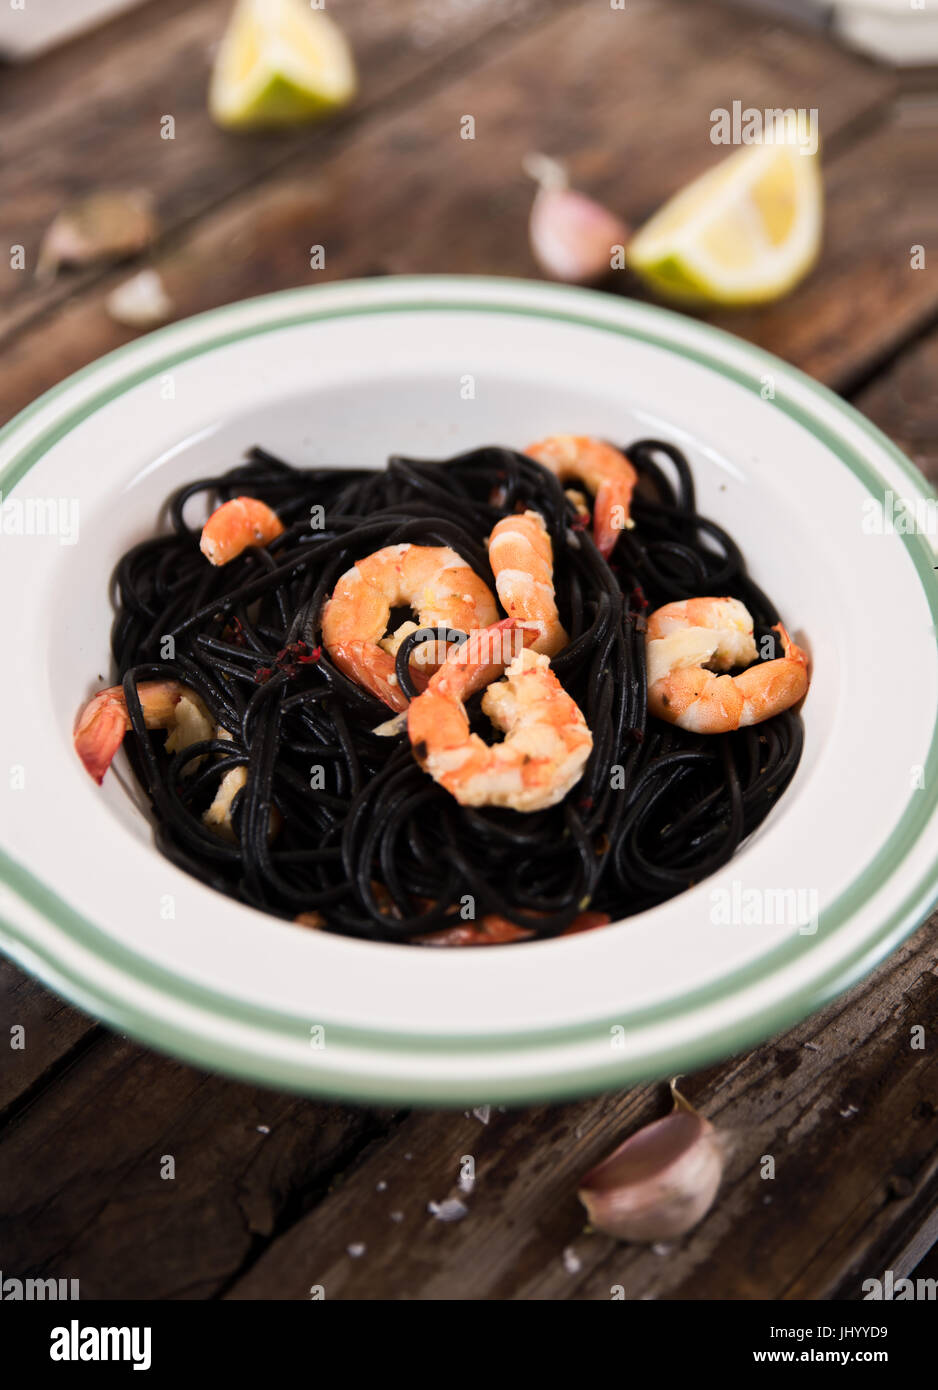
[
  {"xmin": 74, "ymin": 680, "xmax": 186, "ymax": 782},
  {"xmin": 74, "ymin": 693, "xmax": 132, "ymax": 784},
  {"xmin": 594, "ymin": 479, "xmax": 630, "ymax": 558},
  {"xmin": 430, "ymin": 617, "xmax": 538, "ymax": 702},
  {"xmin": 735, "ymin": 622, "xmax": 809, "ymax": 726},
  {"xmin": 525, "ymin": 435, "xmax": 637, "ymax": 558},
  {"xmin": 774, "ymin": 621, "xmax": 808, "ymax": 667}
]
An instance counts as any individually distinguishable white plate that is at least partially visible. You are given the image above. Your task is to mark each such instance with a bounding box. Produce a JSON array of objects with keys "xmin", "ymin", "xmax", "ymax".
[{"xmin": 1, "ymin": 276, "xmax": 936, "ymax": 1104}]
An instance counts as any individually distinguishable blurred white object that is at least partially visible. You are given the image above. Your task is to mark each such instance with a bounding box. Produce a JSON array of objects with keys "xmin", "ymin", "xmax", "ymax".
[
  {"xmin": 0, "ymin": 0, "xmax": 143, "ymax": 59},
  {"xmin": 106, "ymin": 270, "xmax": 173, "ymax": 329},
  {"xmin": 833, "ymin": 0, "xmax": 938, "ymax": 64}
]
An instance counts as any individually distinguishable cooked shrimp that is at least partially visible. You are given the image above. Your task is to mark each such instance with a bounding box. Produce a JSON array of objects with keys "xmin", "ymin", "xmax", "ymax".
[
  {"xmin": 414, "ymin": 908, "xmax": 611, "ymax": 946},
  {"xmin": 415, "ymin": 916, "xmax": 534, "ymax": 946},
  {"xmin": 408, "ymin": 619, "xmax": 592, "ymax": 811},
  {"xmin": 74, "ymin": 680, "xmax": 210, "ymax": 783},
  {"xmin": 321, "ymin": 543, "xmax": 499, "ymax": 712},
  {"xmin": 200, "ymin": 496, "xmax": 284, "ymax": 566},
  {"xmin": 488, "ymin": 510, "xmax": 568, "ymax": 657},
  {"xmin": 525, "ymin": 435, "xmax": 637, "ymax": 557},
  {"xmin": 646, "ymin": 596, "xmax": 809, "ymax": 733},
  {"xmin": 76, "ymin": 682, "xmax": 258, "ymax": 839}
]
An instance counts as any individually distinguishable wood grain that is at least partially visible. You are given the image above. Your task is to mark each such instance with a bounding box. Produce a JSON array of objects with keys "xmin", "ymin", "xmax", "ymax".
[
  {"xmin": 0, "ymin": 0, "xmax": 576, "ymax": 338},
  {"xmin": 0, "ymin": 958, "xmax": 100, "ymax": 1115},
  {"xmin": 0, "ymin": 0, "xmax": 900, "ymax": 422},
  {"xmin": 1, "ymin": 0, "xmax": 936, "ymax": 1302},
  {"xmin": 223, "ymin": 921, "xmax": 938, "ymax": 1300},
  {"xmin": 853, "ymin": 325, "xmax": 938, "ymax": 484},
  {"xmin": 0, "ymin": 1029, "xmax": 397, "ymax": 1298}
]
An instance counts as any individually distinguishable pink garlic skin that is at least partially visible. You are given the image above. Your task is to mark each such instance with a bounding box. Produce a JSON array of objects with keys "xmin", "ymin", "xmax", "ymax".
[
  {"xmin": 529, "ymin": 187, "xmax": 630, "ymax": 286},
  {"xmin": 578, "ymin": 1104, "xmax": 725, "ymax": 1242}
]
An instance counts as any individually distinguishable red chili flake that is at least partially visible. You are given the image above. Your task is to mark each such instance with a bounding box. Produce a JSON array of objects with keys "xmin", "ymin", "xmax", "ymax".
[
  {"xmin": 254, "ymin": 666, "xmax": 274, "ymax": 684},
  {"xmin": 630, "ymin": 587, "xmax": 649, "ymax": 610},
  {"xmin": 571, "ymin": 515, "xmax": 589, "ymax": 532},
  {"xmin": 267, "ymin": 640, "xmax": 320, "ymax": 676},
  {"xmin": 578, "ymin": 796, "xmax": 594, "ymax": 811}
]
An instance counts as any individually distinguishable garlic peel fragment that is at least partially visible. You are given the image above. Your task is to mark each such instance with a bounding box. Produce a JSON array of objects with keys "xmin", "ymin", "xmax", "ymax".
[
  {"xmin": 525, "ymin": 152, "xmax": 630, "ymax": 286},
  {"xmin": 37, "ymin": 191, "xmax": 157, "ymax": 279},
  {"xmin": 577, "ymin": 1080, "xmax": 726, "ymax": 1242}
]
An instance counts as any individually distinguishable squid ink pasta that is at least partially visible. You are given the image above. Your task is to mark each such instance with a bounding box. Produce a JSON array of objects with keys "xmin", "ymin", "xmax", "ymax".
[{"xmin": 74, "ymin": 437, "xmax": 807, "ymax": 945}]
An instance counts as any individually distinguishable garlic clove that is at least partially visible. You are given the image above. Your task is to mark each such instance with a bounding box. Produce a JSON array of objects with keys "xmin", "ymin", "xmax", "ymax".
[
  {"xmin": 578, "ymin": 1080, "xmax": 726, "ymax": 1242},
  {"xmin": 37, "ymin": 191, "xmax": 158, "ymax": 279},
  {"xmin": 524, "ymin": 152, "xmax": 629, "ymax": 286}
]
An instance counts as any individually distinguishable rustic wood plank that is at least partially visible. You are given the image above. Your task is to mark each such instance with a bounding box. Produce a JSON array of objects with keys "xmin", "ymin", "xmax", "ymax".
[
  {"xmin": 0, "ymin": 1029, "xmax": 395, "ymax": 1298},
  {"xmin": 0, "ymin": 0, "xmax": 899, "ymax": 423},
  {"xmin": 223, "ymin": 918, "xmax": 938, "ymax": 1300},
  {"xmin": 0, "ymin": 958, "xmax": 100, "ymax": 1114},
  {"xmin": 1, "ymin": 0, "xmax": 935, "ymax": 1304},
  {"xmin": 0, "ymin": 0, "xmax": 577, "ymax": 338},
  {"xmin": 852, "ymin": 325, "xmax": 938, "ymax": 485}
]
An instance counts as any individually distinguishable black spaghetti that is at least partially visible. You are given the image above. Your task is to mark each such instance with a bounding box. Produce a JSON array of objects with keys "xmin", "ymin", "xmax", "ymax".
[{"xmin": 100, "ymin": 439, "xmax": 804, "ymax": 944}]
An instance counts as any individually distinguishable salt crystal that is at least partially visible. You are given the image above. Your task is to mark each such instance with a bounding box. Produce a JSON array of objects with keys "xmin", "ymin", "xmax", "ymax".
[
  {"xmin": 346, "ymin": 1243, "xmax": 366, "ymax": 1258},
  {"xmin": 390, "ymin": 1210, "xmax": 404, "ymax": 1223},
  {"xmin": 472, "ymin": 1105, "xmax": 491, "ymax": 1125},
  {"xmin": 562, "ymin": 1246, "xmax": 582, "ymax": 1274},
  {"xmin": 651, "ymin": 1242, "xmax": 673, "ymax": 1257},
  {"xmin": 256, "ymin": 1124, "xmax": 270, "ymax": 1135},
  {"xmin": 428, "ymin": 1198, "xmax": 468, "ymax": 1223},
  {"xmin": 376, "ymin": 1180, "xmax": 387, "ymax": 1192}
]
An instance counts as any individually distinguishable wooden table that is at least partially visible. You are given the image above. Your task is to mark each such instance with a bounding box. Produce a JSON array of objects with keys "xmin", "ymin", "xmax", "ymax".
[{"xmin": 1, "ymin": 0, "xmax": 936, "ymax": 1300}]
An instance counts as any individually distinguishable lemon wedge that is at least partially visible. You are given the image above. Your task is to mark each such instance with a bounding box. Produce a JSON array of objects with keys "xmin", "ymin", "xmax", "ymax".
[
  {"xmin": 627, "ymin": 128, "xmax": 822, "ymax": 307},
  {"xmin": 210, "ymin": 0, "xmax": 357, "ymax": 130}
]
